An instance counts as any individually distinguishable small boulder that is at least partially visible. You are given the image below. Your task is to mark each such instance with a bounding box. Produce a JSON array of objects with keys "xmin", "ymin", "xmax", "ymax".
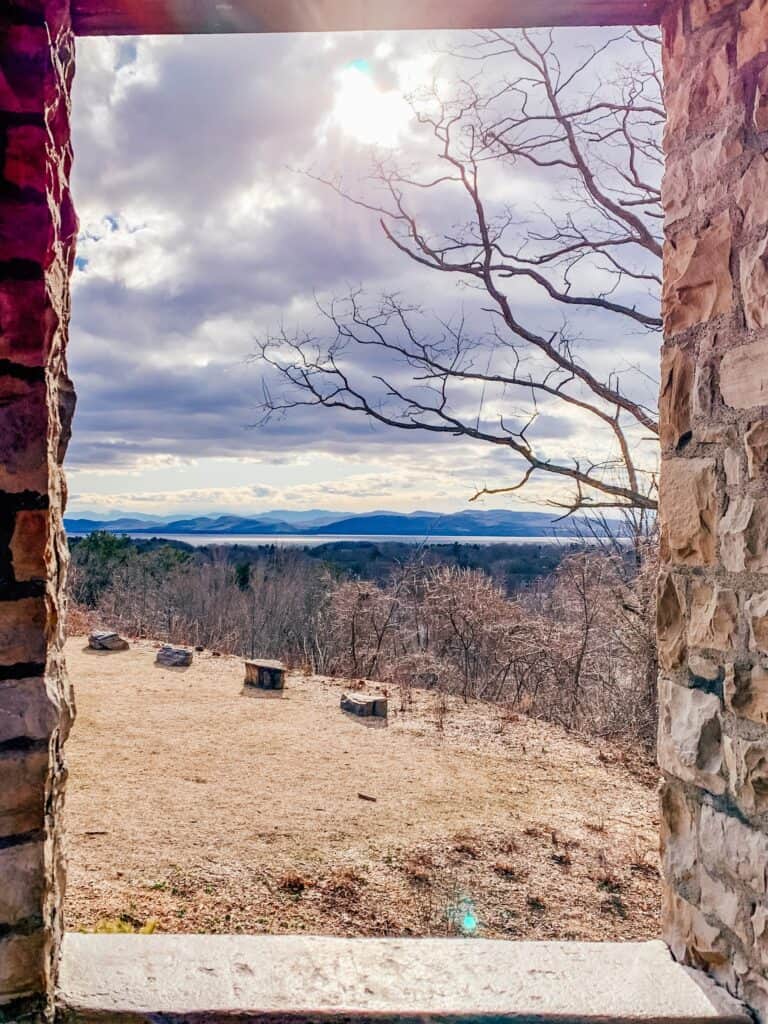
[
  {"xmin": 155, "ymin": 645, "xmax": 193, "ymax": 668},
  {"xmin": 88, "ymin": 630, "xmax": 129, "ymax": 652}
]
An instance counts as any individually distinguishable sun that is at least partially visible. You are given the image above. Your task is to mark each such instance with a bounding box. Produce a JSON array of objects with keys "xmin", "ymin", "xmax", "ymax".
[{"xmin": 329, "ymin": 60, "xmax": 412, "ymax": 148}]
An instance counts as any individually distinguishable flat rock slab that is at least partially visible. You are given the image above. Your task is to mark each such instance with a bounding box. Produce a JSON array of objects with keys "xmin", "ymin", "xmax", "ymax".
[
  {"xmin": 58, "ymin": 934, "xmax": 749, "ymax": 1022},
  {"xmin": 155, "ymin": 645, "xmax": 193, "ymax": 668},
  {"xmin": 341, "ymin": 693, "xmax": 388, "ymax": 718},
  {"xmin": 244, "ymin": 658, "xmax": 286, "ymax": 690},
  {"xmin": 88, "ymin": 630, "xmax": 129, "ymax": 651}
]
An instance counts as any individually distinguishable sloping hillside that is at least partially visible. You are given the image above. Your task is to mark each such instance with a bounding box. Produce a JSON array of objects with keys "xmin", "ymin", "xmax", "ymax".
[{"xmin": 64, "ymin": 637, "xmax": 660, "ymax": 938}]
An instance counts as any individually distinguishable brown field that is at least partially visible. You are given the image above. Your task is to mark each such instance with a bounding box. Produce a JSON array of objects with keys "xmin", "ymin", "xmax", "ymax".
[{"xmin": 64, "ymin": 636, "xmax": 661, "ymax": 939}]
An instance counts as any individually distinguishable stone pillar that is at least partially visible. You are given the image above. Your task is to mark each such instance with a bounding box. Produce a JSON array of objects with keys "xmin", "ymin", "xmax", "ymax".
[
  {"xmin": 660, "ymin": 0, "xmax": 768, "ymax": 1016},
  {"xmin": 0, "ymin": 0, "xmax": 76, "ymax": 1019}
]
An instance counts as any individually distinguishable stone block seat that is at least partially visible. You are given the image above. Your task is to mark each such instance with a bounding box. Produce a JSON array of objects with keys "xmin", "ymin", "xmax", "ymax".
[
  {"xmin": 57, "ymin": 934, "xmax": 748, "ymax": 1023},
  {"xmin": 340, "ymin": 692, "xmax": 388, "ymax": 718},
  {"xmin": 244, "ymin": 658, "xmax": 286, "ymax": 690}
]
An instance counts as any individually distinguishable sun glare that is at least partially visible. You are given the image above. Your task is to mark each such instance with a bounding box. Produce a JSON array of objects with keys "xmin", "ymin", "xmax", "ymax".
[{"xmin": 330, "ymin": 60, "xmax": 412, "ymax": 147}]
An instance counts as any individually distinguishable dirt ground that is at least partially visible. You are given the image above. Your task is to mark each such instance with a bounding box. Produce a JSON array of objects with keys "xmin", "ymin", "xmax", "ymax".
[{"xmin": 64, "ymin": 636, "xmax": 661, "ymax": 939}]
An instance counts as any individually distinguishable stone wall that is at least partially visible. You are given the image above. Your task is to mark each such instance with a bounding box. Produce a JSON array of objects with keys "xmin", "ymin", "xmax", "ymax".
[
  {"xmin": 0, "ymin": 0, "xmax": 76, "ymax": 1019},
  {"xmin": 660, "ymin": 0, "xmax": 768, "ymax": 1014}
]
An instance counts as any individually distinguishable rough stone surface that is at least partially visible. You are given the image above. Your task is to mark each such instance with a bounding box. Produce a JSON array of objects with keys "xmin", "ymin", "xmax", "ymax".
[
  {"xmin": 658, "ymin": 572, "xmax": 687, "ymax": 671},
  {"xmin": 725, "ymin": 663, "xmax": 768, "ymax": 725},
  {"xmin": 57, "ymin": 934, "xmax": 750, "ymax": 1022},
  {"xmin": 745, "ymin": 421, "xmax": 768, "ymax": 481},
  {"xmin": 660, "ymin": 0, "xmax": 768, "ymax": 1016},
  {"xmin": 661, "ymin": 345, "xmax": 695, "ymax": 448},
  {"xmin": 155, "ymin": 645, "xmax": 193, "ymax": 668},
  {"xmin": 658, "ymin": 678, "xmax": 724, "ymax": 793},
  {"xmin": 0, "ymin": 0, "xmax": 77, "ymax": 1016},
  {"xmin": 662, "ymin": 214, "xmax": 733, "ymax": 336},
  {"xmin": 720, "ymin": 343, "xmax": 768, "ymax": 410},
  {"xmin": 340, "ymin": 693, "xmax": 389, "ymax": 718},
  {"xmin": 719, "ymin": 497, "xmax": 768, "ymax": 573},
  {"xmin": 660, "ymin": 459, "xmax": 718, "ymax": 565},
  {"xmin": 688, "ymin": 583, "xmax": 738, "ymax": 652},
  {"xmin": 88, "ymin": 631, "xmax": 129, "ymax": 652}
]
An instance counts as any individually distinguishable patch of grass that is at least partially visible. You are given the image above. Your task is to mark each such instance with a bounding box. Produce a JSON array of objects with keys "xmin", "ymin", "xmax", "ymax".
[{"xmin": 601, "ymin": 893, "xmax": 628, "ymax": 919}]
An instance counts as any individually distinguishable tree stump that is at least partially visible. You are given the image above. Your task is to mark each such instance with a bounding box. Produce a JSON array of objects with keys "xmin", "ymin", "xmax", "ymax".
[{"xmin": 244, "ymin": 659, "xmax": 286, "ymax": 690}]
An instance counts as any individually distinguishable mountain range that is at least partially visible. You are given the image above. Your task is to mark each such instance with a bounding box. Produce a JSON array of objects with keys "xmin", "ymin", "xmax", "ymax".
[{"xmin": 64, "ymin": 508, "xmax": 602, "ymax": 538}]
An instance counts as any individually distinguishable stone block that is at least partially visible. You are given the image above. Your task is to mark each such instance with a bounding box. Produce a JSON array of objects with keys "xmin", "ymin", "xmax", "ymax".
[
  {"xmin": 0, "ymin": 598, "xmax": 47, "ymax": 667},
  {"xmin": 662, "ymin": 214, "xmax": 733, "ymax": 336},
  {"xmin": 662, "ymin": 155, "xmax": 693, "ymax": 226},
  {"xmin": 663, "ymin": 888, "xmax": 732, "ymax": 976},
  {"xmin": 691, "ymin": 0, "xmax": 739, "ymax": 31},
  {"xmin": 691, "ymin": 129, "xmax": 742, "ymax": 193},
  {"xmin": 737, "ymin": 156, "xmax": 768, "ymax": 232},
  {"xmin": 698, "ymin": 865, "xmax": 750, "ymax": 946},
  {"xmin": 746, "ymin": 593, "xmax": 768, "ymax": 652},
  {"xmin": 658, "ymin": 677, "xmax": 724, "ymax": 793},
  {"xmin": 746, "ymin": 420, "xmax": 768, "ymax": 479},
  {"xmin": 754, "ymin": 66, "xmax": 768, "ymax": 132},
  {"xmin": 243, "ymin": 659, "xmax": 285, "ymax": 690},
  {"xmin": 0, "ymin": 200, "xmax": 55, "ymax": 264},
  {"xmin": 720, "ymin": 496, "xmax": 768, "ymax": 572},
  {"xmin": 660, "ymin": 782, "xmax": 698, "ymax": 896},
  {"xmin": 88, "ymin": 631, "xmax": 129, "ymax": 652},
  {"xmin": 659, "ymin": 459, "xmax": 717, "ymax": 565},
  {"xmin": 0, "ymin": 748, "xmax": 48, "ymax": 839},
  {"xmin": 0, "ymin": 931, "xmax": 46, "ymax": 1004},
  {"xmin": 658, "ymin": 572, "xmax": 687, "ymax": 671},
  {"xmin": 10, "ymin": 510, "xmax": 48, "ymax": 583},
  {"xmin": 724, "ymin": 733, "xmax": 768, "ymax": 815},
  {"xmin": 740, "ymin": 236, "xmax": 768, "ymax": 330},
  {"xmin": 699, "ymin": 803, "xmax": 768, "ymax": 894},
  {"xmin": 3, "ymin": 125, "xmax": 47, "ymax": 193},
  {"xmin": 725, "ymin": 663, "xmax": 768, "ymax": 724},
  {"xmin": 687, "ymin": 582, "xmax": 738, "ymax": 652},
  {"xmin": 721, "ymin": 341, "xmax": 768, "ymax": 409},
  {"xmin": 0, "ymin": 279, "xmax": 53, "ymax": 368},
  {"xmin": 0, "ymin": 677, "xmax": 59, "ymax": 746},
  {"xmin": 738, "ymin": 0, "xmax": 768, "ymax": 66},
  {"xmin": 0, "ymin": 840, "xmax": 44, "ymax": 926},
  {"xmin": 340, "ymin": 693, "xmax": 388, "ymax": 718},
  {"xmin": 155, "ymin": 645, "xmax": 192, "ymax": 668},
  {"xmin": 0, "ymin": 376, "xmax": 48, "ymax": 494},
  {"xmin": 660, "ymin": 346, "xmax": 694, "ymax": 449}
]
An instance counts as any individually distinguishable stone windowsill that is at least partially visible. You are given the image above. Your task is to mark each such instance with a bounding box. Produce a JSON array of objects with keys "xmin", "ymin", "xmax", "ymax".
[{"xmin": 56, "ymin": 934, "xmax": 749, "ymax": 1022}]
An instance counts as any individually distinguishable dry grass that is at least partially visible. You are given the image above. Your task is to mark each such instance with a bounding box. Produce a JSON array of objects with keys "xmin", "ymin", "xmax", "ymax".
[{"xmin": 64, "ymin": 636, "xmax": 660, "ymax": 939}]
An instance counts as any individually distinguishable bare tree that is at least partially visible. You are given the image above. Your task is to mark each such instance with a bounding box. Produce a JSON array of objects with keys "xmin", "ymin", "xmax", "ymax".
[{"xmin": 256, "ymin": 28, "xmax": 662, "ymax": 516}]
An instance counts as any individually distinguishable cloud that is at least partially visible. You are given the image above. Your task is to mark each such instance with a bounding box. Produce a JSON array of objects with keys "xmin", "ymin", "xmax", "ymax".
[{"xmin": 68, "ymin": 27, "xmax": 661, "ymax": 514}]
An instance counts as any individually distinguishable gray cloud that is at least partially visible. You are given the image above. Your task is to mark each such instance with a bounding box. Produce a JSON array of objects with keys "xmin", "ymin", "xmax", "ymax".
[{"xmin": 68, "ymin": 27, "xmax": 660, "ymax": 508}]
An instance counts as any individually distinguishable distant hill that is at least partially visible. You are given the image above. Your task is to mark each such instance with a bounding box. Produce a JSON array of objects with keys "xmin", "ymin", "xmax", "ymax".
[{"xmin": 64, "ymin": 508, "xmax": 602, "ymax": 538}]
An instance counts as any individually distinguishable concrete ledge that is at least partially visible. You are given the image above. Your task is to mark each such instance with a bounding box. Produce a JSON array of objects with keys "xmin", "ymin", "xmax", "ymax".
[{"xmin": 57, "ymin": 934, "xmax": 750, "ymax": 1022}]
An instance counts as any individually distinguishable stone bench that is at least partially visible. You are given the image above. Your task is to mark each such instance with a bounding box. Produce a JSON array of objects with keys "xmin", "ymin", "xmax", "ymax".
[
  {"xmin": 340, "ymin": 692, "xmax": 388, "ymax": 718},
  {"xmin": 244, "ymin": 658, "xmax": 286, "ymax": 690},
  {"xmin": 57, "ymin": 934, "xmax": 749, "ymax": 1023}
]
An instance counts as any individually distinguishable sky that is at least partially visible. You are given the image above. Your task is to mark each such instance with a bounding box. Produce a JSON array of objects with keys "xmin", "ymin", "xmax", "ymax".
[{"xmin": 67, "ymin": 26, "xmax": 661, "ymax": 519}]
